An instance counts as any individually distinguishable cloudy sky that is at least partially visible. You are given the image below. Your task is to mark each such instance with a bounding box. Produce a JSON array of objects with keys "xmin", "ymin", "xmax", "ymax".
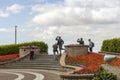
[{"xmin": 0, "ymin": 0, "xmax": 120, "ymax": 54}]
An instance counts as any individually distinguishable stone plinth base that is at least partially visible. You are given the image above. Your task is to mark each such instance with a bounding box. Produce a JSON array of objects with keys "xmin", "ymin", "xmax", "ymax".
[
  {"xmin": 19, "ymin": 46, "xmax": 40, "ymax": 57},
  {"xmin": 65, "ymin": 44, "xmax": 89, "ymax": 56}
]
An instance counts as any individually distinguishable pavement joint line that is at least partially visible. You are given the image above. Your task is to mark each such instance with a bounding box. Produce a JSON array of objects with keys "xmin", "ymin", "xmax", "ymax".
[{"xmin": 0, "ymin": 71, "xmax": 24, "ymax": 80}]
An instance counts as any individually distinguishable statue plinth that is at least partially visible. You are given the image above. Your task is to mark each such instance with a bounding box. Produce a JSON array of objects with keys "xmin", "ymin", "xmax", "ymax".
[
  {"xmin": 19, "ymin": 46, "xmax": 40, "ymax": 57},
  {"xmin": 65, "ymin": 44, "xmax": 89, "ymax": 56}
]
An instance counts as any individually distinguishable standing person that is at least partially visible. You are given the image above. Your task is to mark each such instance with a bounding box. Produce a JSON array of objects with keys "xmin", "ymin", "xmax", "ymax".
[
  {"xmin": 56, "ymin": 36, "xmax": 64, "ymax": 56},
  {"xmin": 29, "ymin": 45, "xmax": 35, "ymax": 60},
  {"xmin": 52, "ymin": 43, "xmax": 59, "ymax": 60},
  {"xmin": 88, "ymin": 39, "xmax": 94, "ymax": 53}
]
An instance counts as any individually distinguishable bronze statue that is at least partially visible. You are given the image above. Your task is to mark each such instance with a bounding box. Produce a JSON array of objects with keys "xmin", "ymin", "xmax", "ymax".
[
  {"xmin": 55, "ymin": 36, "xmax": 64, "ymax": 56},
  {"xmin": 77, "ymin": 38, "xmax": 84, "ymax": 45},
  {"xmin": 52, "ymin": 43, "xmax": 59, "ymax": 60}
]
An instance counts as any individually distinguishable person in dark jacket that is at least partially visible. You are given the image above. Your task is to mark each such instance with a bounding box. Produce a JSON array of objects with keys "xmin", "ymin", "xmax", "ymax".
[
  {"xmin": 29, "ymin": 45, "xmax": 34, "ymax": 60},
  {"xmin": 56, "ymin": 36, "xmax": 64, "ymax": 56}
]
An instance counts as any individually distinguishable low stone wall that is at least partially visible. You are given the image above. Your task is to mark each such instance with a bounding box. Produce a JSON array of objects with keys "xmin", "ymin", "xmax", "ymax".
[
  {"xmin": 19, "ymin": 46, "xmax": 40, "ymax": 57},
  {"xmin": 65, "ymin": 44, "xmax": 89, "ymax": 56},
  {"xmin": 99, "ymin": 51, "xmax": 120, "ymax": 56},
  {"xmin": 101, "ymin": 64, "xmax": 120, "ymax": 80}
]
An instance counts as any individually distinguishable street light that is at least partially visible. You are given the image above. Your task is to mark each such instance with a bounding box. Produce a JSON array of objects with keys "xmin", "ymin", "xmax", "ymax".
[{"xmin": 15, "ymin": 25, "xmax": 17, "ymax": 44}]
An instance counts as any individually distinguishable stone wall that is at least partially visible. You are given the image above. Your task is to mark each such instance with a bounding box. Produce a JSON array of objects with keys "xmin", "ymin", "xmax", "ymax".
[
  {"xmin": 65, "ymin": 44, "xmax": 89, "ymax": 56},
  {"xmin": 19, "ymin": 46, "xmax": 40, "ymax": 57}
]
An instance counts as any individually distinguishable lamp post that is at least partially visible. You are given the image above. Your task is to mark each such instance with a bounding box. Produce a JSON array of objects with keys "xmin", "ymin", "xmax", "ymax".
[{"xmin": 15, "ymin": 25, "xmax": 17, "ymax": 44}]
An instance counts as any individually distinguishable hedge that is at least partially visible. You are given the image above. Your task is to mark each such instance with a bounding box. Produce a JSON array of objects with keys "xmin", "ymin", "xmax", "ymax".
[
  {"xmin": 101, "ymin": 38, "xmax": 120, "ymax": 53},
  {"xmin": 0, "ymin": 41, "xmax": 48, "ymax": 55}
]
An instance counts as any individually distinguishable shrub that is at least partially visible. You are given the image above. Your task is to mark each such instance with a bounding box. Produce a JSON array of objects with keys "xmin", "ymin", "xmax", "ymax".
[
  {"xmin": 0, "ymin": 41, "xmax": 48, "ymax": 55},
  {"xmin": 93, "ymin": 67, "xmax": 117, "ymax": 80},
  {"xmin": 101, "ymin": 38, "xmax": 120, "ymax": 53}
]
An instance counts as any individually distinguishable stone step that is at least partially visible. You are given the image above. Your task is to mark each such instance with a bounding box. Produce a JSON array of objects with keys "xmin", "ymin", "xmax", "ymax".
[
  {"xmin": 34, "ymin": 55, "xmax": 57, "ymax": 58},
  {"xmin": 24, "ymin": 57, "xmax": 55, "ymax": 60},
  {"xmin": 19, "ymin": 60, "xmax": 57, "ymax": 63},
  {"xmin": 15, "ymin": 63, "xmax": 59, "ymax": 66},
  {"xmin": 23, "ymin": 57, "xmax": 60, "ymax": 61},
  {"xmin": 14, "ymin": 61, "xmax": 60, "ymax": 64},
  {"xmin": 17, "ymin": 60, "xmax": 59, "ymax": 63},
  {"xmin": 14, "ymin": 63, "xmax": 60, "ymax": 65},
  {"xmin": 0, "ymin": 54, "xmax": 63, "ymax": 71},
  {"xmin": 16, "ymin": 62, "xmax": 58, "ymax": 65},
  {"xmin": 9, "ymin": 65, "xmax": 62, "ymax": 68},
  {"xmin": 18, "ymin": 58, "xmax": 60, "ymax": 62},
  {"xmin": 19, "ymin": 62, "xmax": 59, "ymax": 65},
  {"xmin": 3, "ymin": 66, "xmax": 65, "ymax": 71}
]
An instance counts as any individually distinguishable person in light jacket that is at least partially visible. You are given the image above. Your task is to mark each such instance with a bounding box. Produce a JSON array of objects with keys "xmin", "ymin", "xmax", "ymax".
[{"xmin": 88, "ymin": 39, "xmax": 94, "ymax": 53}]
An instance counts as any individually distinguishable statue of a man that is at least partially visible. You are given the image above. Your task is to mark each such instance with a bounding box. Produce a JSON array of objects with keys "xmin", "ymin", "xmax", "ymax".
[
  {"xmin": 56, "ymin": 36, "xmax": 64, "ymax": 56},
  {"xmin": 52, "ymin": 43, "xmax": 59, "ymax": 60},
  {"xmin": 77, "ymin": 38, "xmax": 84, "ymax": 45}
]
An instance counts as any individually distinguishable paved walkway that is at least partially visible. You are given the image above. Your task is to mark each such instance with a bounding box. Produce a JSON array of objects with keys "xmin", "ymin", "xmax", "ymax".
[{"xmin": 0, "ymin": 69, "xmax": 62, "ymax": 80}]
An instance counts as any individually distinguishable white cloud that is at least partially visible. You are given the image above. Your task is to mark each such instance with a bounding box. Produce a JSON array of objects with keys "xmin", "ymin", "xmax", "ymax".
[
  {"xmin": 91, "ymin": 8, "xmax": 120, "ymax": 23},
  {"xmin": 30, "ymin": 26, "xmax": 59, "ymax": 40},
  {"xmin": 32, "ymin": 7, "xmax": 88, "ymax": 26},
  {"xmin": 27, "ymin": 0, "xmax": 120, "ymax": 53},
  {"xmin": 32, "ymin": 5, "xmax": 45, "ymax": 12},
  {"xmin": 32, "ymin": 1, "xmax": 120, "ymax": 26},
  {"xmin": 0, "ymin": 28, "xmax": 13, "ymax": 32},
  {"xmin": 6, "ymin": 4, "xmax": 24, "ymax": 13},
  {"xmin": 64, "ymin": 0, "xmax": 120, "ymax": 8},
  {"xmin": 0, "ymin": 10, "xmax": 9, "ymax": 17}
]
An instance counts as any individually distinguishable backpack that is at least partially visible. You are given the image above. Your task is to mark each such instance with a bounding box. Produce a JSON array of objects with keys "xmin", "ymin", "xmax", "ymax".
[{"xmin": 91, "ymin": 42, "xmax": 94, "ymax": 47}]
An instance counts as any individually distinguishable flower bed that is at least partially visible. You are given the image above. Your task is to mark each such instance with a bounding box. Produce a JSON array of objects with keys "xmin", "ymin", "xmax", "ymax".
[
  {"xmin": 66, "ymin": 53, "xmax": 120, "ymax": 73},
  {"xmin": 0, "ymin": 54, "xmax": 19, "ymax": 61}
]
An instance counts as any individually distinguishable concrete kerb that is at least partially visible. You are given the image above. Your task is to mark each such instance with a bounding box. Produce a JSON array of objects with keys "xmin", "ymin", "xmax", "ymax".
[{"xmin": 60, "ymin": 52, "xmax": 82, "ymax": 71}]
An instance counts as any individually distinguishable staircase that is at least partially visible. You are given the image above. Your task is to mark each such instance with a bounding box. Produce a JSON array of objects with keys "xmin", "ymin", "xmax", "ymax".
[{"xmin": 0, "ymin": 54, "xmax": 64, "ymax": 71}]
